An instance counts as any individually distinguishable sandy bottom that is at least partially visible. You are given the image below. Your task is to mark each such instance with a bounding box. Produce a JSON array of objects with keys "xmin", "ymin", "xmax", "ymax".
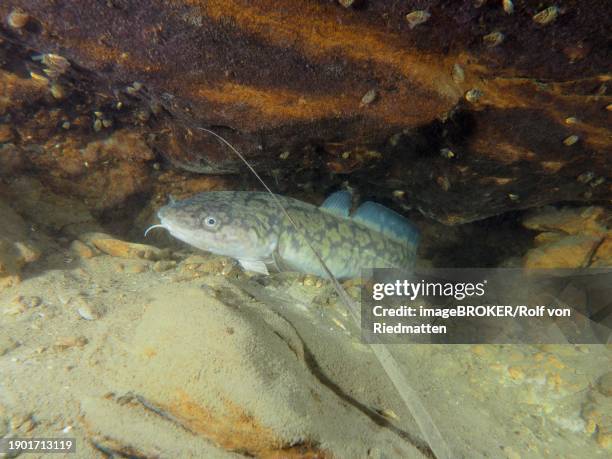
[{"xmin": 1, "ymin": 242, "xmax": 611, "ymax": 458}]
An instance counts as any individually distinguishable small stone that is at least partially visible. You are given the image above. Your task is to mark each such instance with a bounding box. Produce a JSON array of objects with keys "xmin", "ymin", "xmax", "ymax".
[
  {"xmin": 279, "ymin": 151, "xmax": 290, "ymax": 160},
  {"xmin": 124, "ymin": 261, "xmax": 148, "ymax": 273},
  {"xmin": 565, "ymin": 116, "xmax": 578, "ymax": 125},
  {"xmin": 86, "ymin": 233, "xmax": 169, "ymax": 261},
  {"xmin": 532, "ymin": 6, "xmax": 559, "ymax": 25},
  {"xmin": 70, "ymin": 240, "xmax": 96, "ymax": 258},
  {"xmin": 54, "ymin": 336, "xmax": 88, "ymax": 350},
  {"xmin": 303, "ymin": 275, "xmax": 317, "ymax": 287},
  {"xmin": 360, "ymin": 89, "xmax": 377, "ymax": 106},
  {"xmin": 8, "ymin": 8, "xmax": 30, "ymax": 29},
  {"xmin": 61, "ymin": 121, "xmax": 71, "ymax": 129},
  {"xmin": 152, "ymin": 260, "xmax": 177, "ymax": 272},
  {"xmin": 77, "ymin": 302, "xmax": 101, "ymax": 321},
  {"xmin": 93, "ymin": 119, "xmax": 103, "ymax": 132},
  {"xmin": 405, "ymin": 10, "xmax": 430, "ymax": 29},
  {"xmin": 338, "ymin": 0, "xmax": 356, "ymax": 8}
]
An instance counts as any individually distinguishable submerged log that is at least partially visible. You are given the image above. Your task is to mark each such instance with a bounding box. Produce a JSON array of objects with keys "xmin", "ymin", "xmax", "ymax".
[{"xmin": 0, "ymin": 0, "xmax": 609, "ymax": 223}]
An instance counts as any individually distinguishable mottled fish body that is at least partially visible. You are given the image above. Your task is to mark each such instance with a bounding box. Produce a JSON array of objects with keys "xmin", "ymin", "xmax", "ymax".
[{"xmin": 155, "ymin": 191, "xmax": 419, "ymax": 279}]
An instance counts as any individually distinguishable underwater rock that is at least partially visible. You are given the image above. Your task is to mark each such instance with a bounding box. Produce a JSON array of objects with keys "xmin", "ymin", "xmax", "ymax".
[
  {"xmin": 70, "ymin": 240, "xmax": 97, "ymax": 259},
  {"xmin": 591, "ymin": 237, "xmax": 612, "ymax": 268},
  {"xmin": 3, "ymin": 177, "xmax": 101, "ymax": 235},
  {"xmin": 523, "ymin": 235, "xmax": 602, "ymax": 269},
  {"xmin": 101, "ymin": 285, "xmax": 426, "ymax": 458},
  {"xmin": 523, "ymin": 205, "xmax": 611, "ymax": 268},
  {"xmin": 0, "ymin": 1, "xmax": 609, "ymax": 223},
  {"xmin": 0, "ymin": 198, "xmax": 41, "ymax": 289},
  {"xmin": 523, "ymin": 206, "xmax": 608, "ymax": 237},
  {"xmin": 84, "ymin": 233, "xmax": 172, "ymax": 261}
]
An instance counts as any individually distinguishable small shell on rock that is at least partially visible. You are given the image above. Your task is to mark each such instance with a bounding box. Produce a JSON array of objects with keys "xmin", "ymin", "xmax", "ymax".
[
  {"xmin": 360, "ymin": 89, "xmax": 377, "ymax": 106},
  {"xmin": 126, "ymin": 81, "xmax": 143, "ymax": 95},
  {"xmin": 452, "ymin": 64, "xmax": 465, "ymax": 84},
  {"xmin": 41, "ymin": 54, "xmax": 70, "ymax": 78},
  {"xmin": 502, "ymin": 0, "xmax": 514, "ymax": 14},
  {"xmin": 565, "ymin": 116, "xmax": 578, "ymax": 124},
  {"xmin": 440, "ymin": 148, "xmax": 455, "ymax": 159},
  {"xmin": 50, "ymin": 83, "xmax": 65, "ymax": 100},
  {"xmin": 576, "ymin": 171, "xmax": 594, "ymax": 184},
  {"xmin": 533, "ymin": 6, "xmax": 559, "ymax": 25},
  {"xmin": 8, "ymin": 8, "xmax": 30, "ymax": 29},
  {"xmin": 563, "ymin": 135, "xmax": 579, "ymax": 146},
  {"xmin": 483, "ymin": 31, "xmax": 505, "ymax": 48},
  {"xmin": 405, "ymin": 10, "xmax": 430, "ymax": 29},
  {"xmin": 393, "ymin": 190, "xmax": 405, "ymax": 199},
  {"xmin": 93, "ymin": 119, "xmax": 103, "ymax": 132},
  {"xmin": 29, "ymin": 72, "xmax": 49, "ymax": 85},
  {"xmin": 508, "ymin": 193, "xmax": 520, "ymax": 201},
  {"xmin": 77, "ymin": 305, "xmax": 98, "ymax": 321},
  {"xmin": 338, "ymin": 0, "xmax": 356, "ymax": 8},
  {"xmin": 465, "ymin": 88, "xmax": 483, "ymax": 103}
]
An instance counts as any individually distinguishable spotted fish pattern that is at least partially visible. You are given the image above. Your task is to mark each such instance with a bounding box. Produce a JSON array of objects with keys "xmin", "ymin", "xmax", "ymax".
[{"xmin": 155, "ymin": 191, "xmax": 419, "ymax": 279}]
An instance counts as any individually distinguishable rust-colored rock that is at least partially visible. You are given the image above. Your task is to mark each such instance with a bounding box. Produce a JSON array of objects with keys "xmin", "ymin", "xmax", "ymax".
[
  {"xmin": 85, "ymin": 233, "xmax": 170, "ymax": 261},
  {"xmin": 0, "ymin": 1, "xmax": 610, "ymax": 223}
]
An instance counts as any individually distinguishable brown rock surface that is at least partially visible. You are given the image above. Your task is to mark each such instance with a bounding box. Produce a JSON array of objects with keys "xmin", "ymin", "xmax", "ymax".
[
  {"xmin": 523, "ymin": 205, "xmax": 611, "ymax": 268},
  {"xmin": 0, "ymin": 1, "xmax": 609, "ymax": 223}
]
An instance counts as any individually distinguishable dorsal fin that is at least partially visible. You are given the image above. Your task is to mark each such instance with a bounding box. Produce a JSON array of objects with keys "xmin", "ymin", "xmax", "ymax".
[
  {"xmin": 320, "ymin": 190, "xmax": 351, "ymax": 218},
  {"xmin": 353, "ymin": 201, "xmax": 419, "ymax": 244}
]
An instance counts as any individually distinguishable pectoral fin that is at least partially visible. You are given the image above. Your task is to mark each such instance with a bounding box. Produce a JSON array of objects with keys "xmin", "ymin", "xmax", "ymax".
[
  {"xmin": 320, "ymin": 190, "xmax": 351, "ymax": 218},
  {"xmin": 238, "ymin": 259, "xmax": 270, "ymax": 275}
]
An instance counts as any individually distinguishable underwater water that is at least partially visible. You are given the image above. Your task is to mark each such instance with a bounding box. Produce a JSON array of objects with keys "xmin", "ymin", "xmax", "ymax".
[{"xmin": 1, "ymin": 1, "xmax": 611, "ymax": 458}]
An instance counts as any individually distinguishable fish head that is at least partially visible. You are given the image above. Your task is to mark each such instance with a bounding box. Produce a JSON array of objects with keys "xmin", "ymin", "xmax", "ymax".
[{"xmin": 156, "ymin": 192, "xmax": 278, "ymax": 260}]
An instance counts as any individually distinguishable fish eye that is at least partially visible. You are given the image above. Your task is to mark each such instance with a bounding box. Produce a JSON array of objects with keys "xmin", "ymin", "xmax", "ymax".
[{"xmin": 205, "ymin": 216, "xmax": 217, "ymax": 227}]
